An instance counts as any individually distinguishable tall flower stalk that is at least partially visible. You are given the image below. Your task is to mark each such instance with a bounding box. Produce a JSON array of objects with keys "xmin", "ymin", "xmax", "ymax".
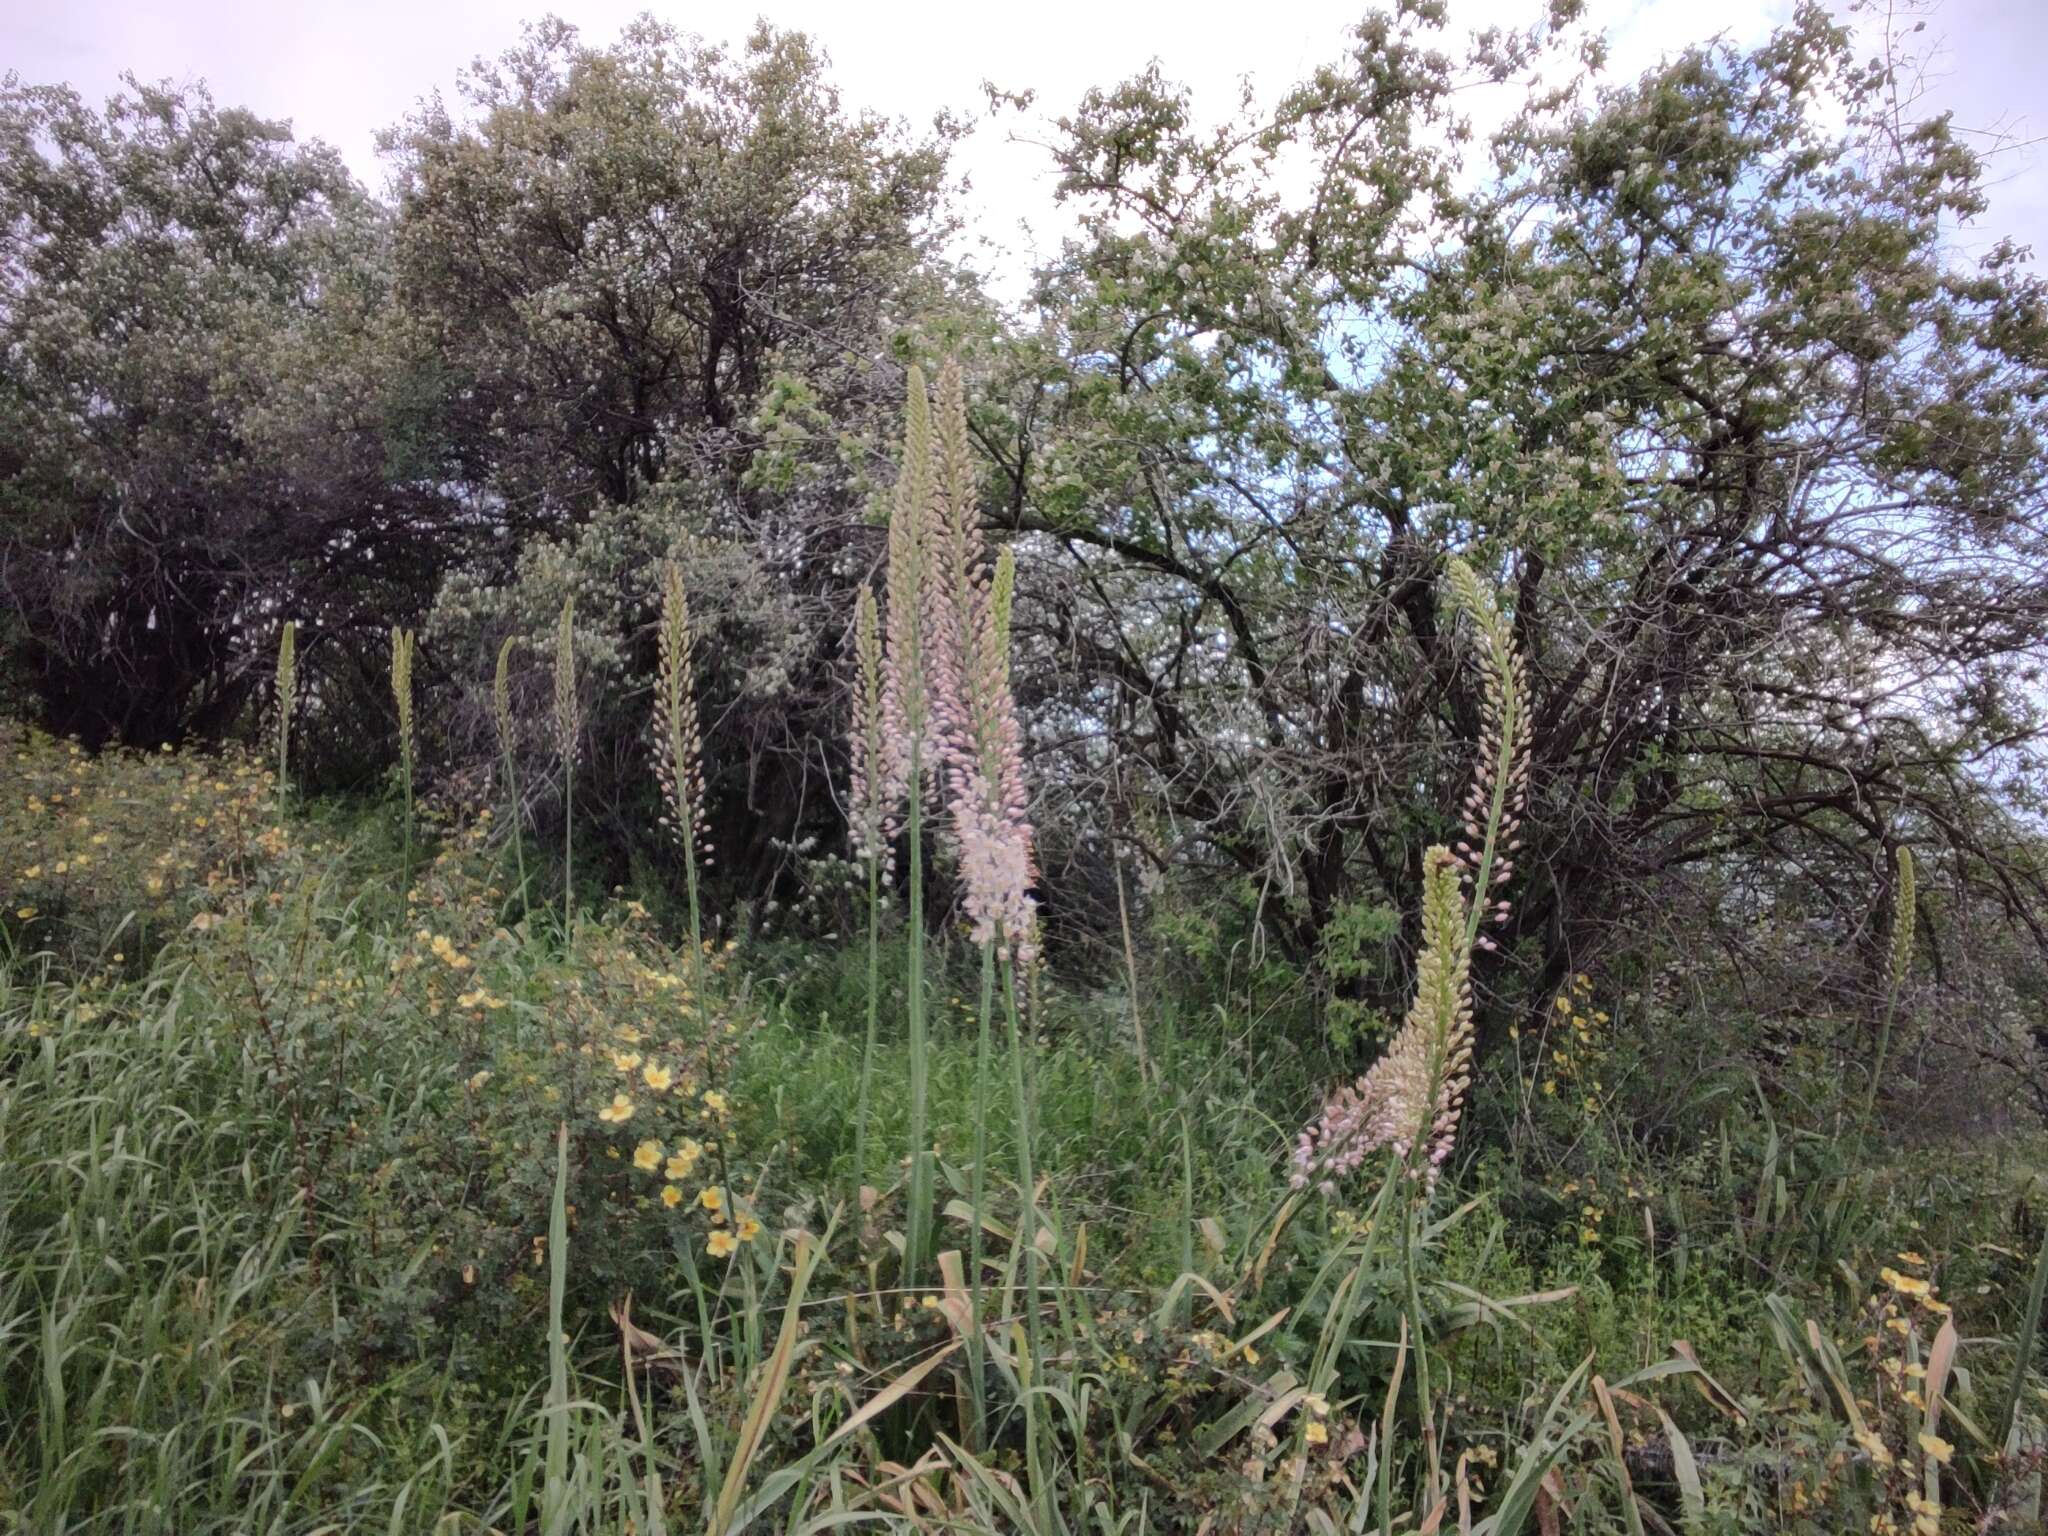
[
  {"xmin": 1290, "ymin": 848, "xmax": 1475, "ymax": 1192},
  {"xmin": 1270, "ymin": 556, "xmax": 1531, "ymax": 1512},
  {"xmin": 391, "ymin": 626, "xmax": 416, "ymax": 895},
  {"xmin": 1441, "ymin": 558, "xmax": 1531, "ymax": 955},
  {"xmin": 274, "ymin": 620, "xmax": 297, "ymax": 815},
  {"xmin": 1288, "ymin": 556, "xmax": 1525, "ymax": 1197},
  {"xmin": 553, "ymin": 598, "xmax": 579, "ymax": 938},
  {"xmin": 849, "ymin": 359, "xmax": 1042, "ymax": 1466},
  {"xmin": 1864, "ymin": 845, "xmax": 1917, "ymax": 1123},
  {"xmin": 881, "ymin": 367, "xmax": 937, "ymax": 1294},
  {"xmin": 655, "ymin": 560, "xmax": 711, "ymax": 1043},
  {"xmin": 847, "ymin": 585, "xmax": 887, "ymax": 1207},
  {"xmin": 493, "ymin": 636, "xmax": 529, "ymax": 911},
  {"xmin": 923, "ymin": 360, "xmax": 1042, "ymax": 1470}
]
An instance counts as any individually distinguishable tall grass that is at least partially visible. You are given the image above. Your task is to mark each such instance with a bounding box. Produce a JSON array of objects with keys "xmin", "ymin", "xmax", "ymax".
[{"xmin": 4, "ymin": 753, "xmax": 2044, "ymax": 1532}]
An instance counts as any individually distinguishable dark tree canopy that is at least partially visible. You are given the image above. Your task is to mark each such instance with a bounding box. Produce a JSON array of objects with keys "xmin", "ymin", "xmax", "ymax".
[{"xmin": 0, "ymin": 75, "xmax": 463, "ymax": 752}]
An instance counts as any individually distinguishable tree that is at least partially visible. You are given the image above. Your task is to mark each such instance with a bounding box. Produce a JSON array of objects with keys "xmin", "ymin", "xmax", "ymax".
[
  {"xmin": 0, "ymin": 75, "xmax": 463, "ymax": 755},
  {"xmin": 390, "ymin": 17, "xmax": 966, "ymax": 894},
  {"xmin": 983, "ymin": 3, "xmax": 2048, "ymax": 1048},
  {"xmin": 383, "ymin": 16, "xmax": 955, "ymax": 522}
]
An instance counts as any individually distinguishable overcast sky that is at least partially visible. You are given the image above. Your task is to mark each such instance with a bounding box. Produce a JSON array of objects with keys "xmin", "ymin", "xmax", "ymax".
[{"xmin": 8, "ymin": 0, "xmax": 2043, "ymax": 284}]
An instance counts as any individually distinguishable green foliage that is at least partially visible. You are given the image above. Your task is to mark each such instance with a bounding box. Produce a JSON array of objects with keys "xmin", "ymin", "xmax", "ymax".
[
  {"xmin": 3, "ymin": 732, "xmax": 2047, "ymax": 1533},
  {"xmin": 6, "ymin": 5, "xmax": 2048, "ymax": 1531},
  {"xmin": 0, "ymin": 77, "xmax": 460, "ymax": 756}
]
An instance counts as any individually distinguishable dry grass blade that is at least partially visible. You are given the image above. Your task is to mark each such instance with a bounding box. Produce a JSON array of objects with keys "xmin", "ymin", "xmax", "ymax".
[
  {"xmin": 711, "ymin": 1230, "xmax": 822, "ymax": 1536},
  {"xmin": 1591, "ymin": 1376, "xmax": 1644, "ymax": 1536},
  {"xmin": 610, "ymin": 1294, "xmax": 685, "ymax": 1375},
  {"xmin": 824, "ymin": 1339, "xmax": 965, "ymax": 1450},
  {"xmin": 1671, "ymin": 1340, "xmax": 1748, "ymax": 1423}
]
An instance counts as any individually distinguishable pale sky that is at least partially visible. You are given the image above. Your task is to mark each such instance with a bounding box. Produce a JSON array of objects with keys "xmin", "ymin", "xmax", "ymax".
[{"xmin": 6, "ymin": 0, "xmax": 2043, "ymax": 284}]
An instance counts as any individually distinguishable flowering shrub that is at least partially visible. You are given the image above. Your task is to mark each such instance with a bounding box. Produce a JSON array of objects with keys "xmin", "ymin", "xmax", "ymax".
[
  {"xmin": 335, "ymin": 829, "xmax": 769, "ymax": 1336},
  {"xmin": 0, "ymin": 724, "xmax": 288, "ymax": 967}
]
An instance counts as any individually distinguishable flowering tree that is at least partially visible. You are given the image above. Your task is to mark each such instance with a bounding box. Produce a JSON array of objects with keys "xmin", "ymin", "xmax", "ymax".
[{"xmin": 982, "ymin": 4, "xmax": 2048, "ymax": 1041}]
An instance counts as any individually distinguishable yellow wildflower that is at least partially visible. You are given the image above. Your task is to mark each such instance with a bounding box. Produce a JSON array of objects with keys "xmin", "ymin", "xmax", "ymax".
[
  {"xmin": 597, "ymin": 1093, "xmax": 636, "ymax": 1124},
  {"xmin": 633, "ymin": 1139, "xmax": 663, "ymax": 1172},
  {"xmin": 612, "ymin": 1051, "xmax": 643, "ymax": 1073},
  {"xmin": 737, "ymin": 1215, "xmax": 762, "ymax": 1242},
  {"xmin": 706, "ymin": 1230, "xmax": 737, "ymax": 1258},
  {"xmin": 699, "ymin": 1187, "xmax": 724, "ymax": 1214},
  {"xmin": 702, "ymin": 1089, "xmax": 729, "ymax": 1114},
  {"xmin": 661, "ymin": 1185, "xmax": 683, "ymax": 1208},
  {"xmin": 1917, "ymin": 1433, "xmax": 1952, "ymax": 1465},
  {"xmin": 642, "ymin": 1062, "xmax": 672, "ymax": 1092}
]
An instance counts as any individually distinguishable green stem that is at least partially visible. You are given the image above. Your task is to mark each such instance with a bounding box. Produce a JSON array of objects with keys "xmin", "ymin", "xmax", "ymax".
[
  {"xmin": 676, "ymin": 764, "xmax": 735, "ymax": 1214},
  {"xmin": 400, "ymin": 754, "xmax": 414, "ymax": 900},
  {"xmin": 1863, "ymin": 980, "xmax": 1904, "ymax": 1127},
  {"xmin": 901, "ymin": 739, "xmax": 931, "ymax": 1294},
  {"xmin": 561, "ymin": 758, "xmax": 573, "ymax": 941},
  {"xmin": 853, "ymin": 855, "xmax": 881, "ymax": 1205},
  {"xmin": 501, "ymin": 747, "xmax": 529, "ymax": 916},
  {"xmin": 1001, "ymin": 946, "xmax": 1047, "ymax": 1520},
  {"xmin": 277, "ymin": 720, "xmax": 290, "ymax": 821},
  {"xmin": 967, "ymin": 939, "xmax": 994, "ymax": 1449},
  {"xmin": 1402, "ymin": 1195, "xmax": 1439, "ymax": 1505}
]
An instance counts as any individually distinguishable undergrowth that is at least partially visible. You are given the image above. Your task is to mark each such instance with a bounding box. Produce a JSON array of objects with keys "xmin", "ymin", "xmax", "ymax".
[{"xmin": 4, "ymin": 690, "xmax": 2047, "ymax": 1531}]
